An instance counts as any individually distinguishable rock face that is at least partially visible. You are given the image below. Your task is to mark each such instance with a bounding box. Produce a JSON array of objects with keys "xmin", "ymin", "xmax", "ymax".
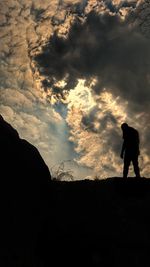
[
  {"xmin": 0, "ymin": 115, "xmax": 51, "ymax": 266},
  {"xmin": 0, "ymin": 114, "xmax": 51, "ymax": 187}
]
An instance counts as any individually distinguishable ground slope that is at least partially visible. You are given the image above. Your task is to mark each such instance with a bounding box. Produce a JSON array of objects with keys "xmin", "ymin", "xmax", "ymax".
[{"xmin": 39, "ymin": 178, "xmax": 150, "ymax": 267}]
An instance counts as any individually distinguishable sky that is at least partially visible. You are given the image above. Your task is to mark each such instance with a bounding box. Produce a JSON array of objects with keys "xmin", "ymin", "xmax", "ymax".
[{"xmin": 0, "ymin": 0, "xmax": 150, "ymax": 180}]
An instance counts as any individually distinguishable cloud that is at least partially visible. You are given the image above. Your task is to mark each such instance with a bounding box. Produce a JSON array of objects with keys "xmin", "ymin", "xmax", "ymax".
[
  {"xmin": 34, "ymin": 3, "xmax": 150, "ymax": 177},
  {"xmin": 129, "ymin": 0, "xmax": 150, "ymax": 37},
  {"xmin": 66, "ymin": 83, "xmax": 127, "ymax": 177},
  {"xmin": 0, "ymin": 0, "xmax": 91, "ymax": 179},
  {"xmin": 35, "ymin": 11, "xmax": 150, "ymax": 108}
]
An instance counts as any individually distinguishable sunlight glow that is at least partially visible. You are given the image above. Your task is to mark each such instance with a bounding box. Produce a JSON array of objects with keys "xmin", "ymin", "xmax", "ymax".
[{"xmin": 67, "ymin": 79, "xmax": 96, "ymax": 112}]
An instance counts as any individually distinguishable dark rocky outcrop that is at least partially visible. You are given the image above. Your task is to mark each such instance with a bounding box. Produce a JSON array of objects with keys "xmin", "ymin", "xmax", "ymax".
[
  {"xmin": 0, "ymin": 115, "xmax": 51, "ymax": 266},
  {"xmin": 0, "ymin": 114, "xmax": 51, "ymax": 186}
]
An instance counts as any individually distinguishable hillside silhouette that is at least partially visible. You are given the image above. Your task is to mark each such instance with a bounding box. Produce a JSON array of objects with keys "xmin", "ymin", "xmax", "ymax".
[{"xmin": 1, "ymin": 115, "xmax": 150, "ymax": 266}]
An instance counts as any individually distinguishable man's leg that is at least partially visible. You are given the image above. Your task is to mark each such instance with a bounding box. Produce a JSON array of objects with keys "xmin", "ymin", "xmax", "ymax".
[
  {"xmin": 132, "ymin": 156, "xmax": 140, "ymax": 178},
  {"xmin": 123, "ymin": 155, "xmax": 131, "ymax": 178}
]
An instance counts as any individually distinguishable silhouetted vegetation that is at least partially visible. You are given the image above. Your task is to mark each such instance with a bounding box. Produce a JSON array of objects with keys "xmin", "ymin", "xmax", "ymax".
[{"xmin": 51, "ymin": 160, "xmax": 74, "ymax": 181}]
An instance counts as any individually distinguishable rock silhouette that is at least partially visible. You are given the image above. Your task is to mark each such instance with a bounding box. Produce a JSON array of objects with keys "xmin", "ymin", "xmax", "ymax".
[
  {"xmin": 0, "ymin": 115, "xmax": 51, "ymax": 266},
  {"xmin": 0, "ymin": 115, "xmax": 51, "ymax": 186}
]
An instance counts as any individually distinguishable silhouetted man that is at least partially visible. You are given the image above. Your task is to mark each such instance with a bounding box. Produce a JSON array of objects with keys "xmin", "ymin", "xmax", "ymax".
[{"xmin": 120, "ymin": 123, "xmax": 140, "ymax": 178}]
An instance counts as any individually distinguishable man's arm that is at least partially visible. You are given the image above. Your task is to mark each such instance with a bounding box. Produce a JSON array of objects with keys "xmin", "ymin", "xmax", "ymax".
[
  {"xmin": 120, "ymin": 140, "xmax": 125, "ymax": 159},
  {"xmin": 137, "ymin": 131, "xmax": 140, "ymax": 155}
]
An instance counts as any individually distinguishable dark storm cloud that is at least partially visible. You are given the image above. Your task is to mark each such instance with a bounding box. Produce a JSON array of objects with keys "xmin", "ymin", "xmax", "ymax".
[
  {"xmin": 35, "ymin": 10, "xmax": 150, "ymax": 108},
  {"xmin": 81, "ymin": 105, "xmax": 121, "ymax": 155},
  {"xmin": 131, "ymin": 0, "xmax": 150, "ymax": 38},
  {"xmin": 104, "ymin": 0, "xmax": 137, "ymax": 13},
  {"xmin": 81, "ymin": 106, "xmax": 117, "ymax": 133}
]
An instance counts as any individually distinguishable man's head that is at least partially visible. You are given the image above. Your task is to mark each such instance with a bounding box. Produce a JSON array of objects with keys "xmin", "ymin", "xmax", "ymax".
[{"xmin": 121, "ymin": 123, "xmax": 128, "ymax": 131}]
